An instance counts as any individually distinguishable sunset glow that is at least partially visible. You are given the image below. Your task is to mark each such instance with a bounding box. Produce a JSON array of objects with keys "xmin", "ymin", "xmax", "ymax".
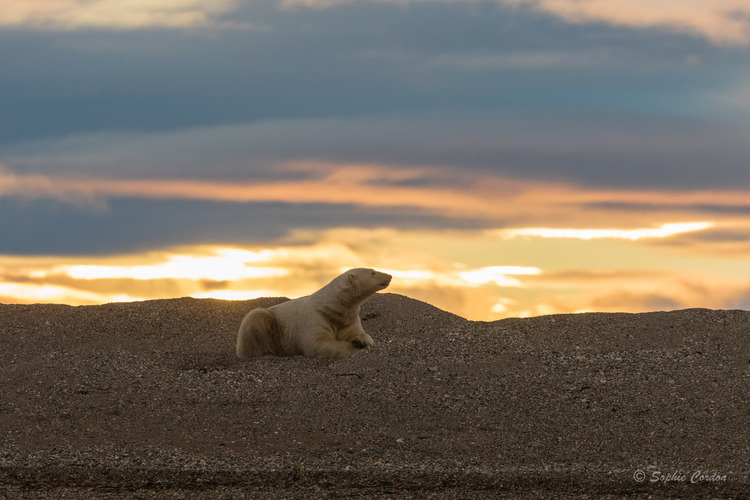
[
  {"xmin": 2, "ymin": 163, "xmax": 749, "ymax": 319},
  {"xmin": 459, "ymin": 266, "xmax": 541, "ymax": 287},
  {"xmin": 2, "ymin": 0, "xmax": 750, "ymax": 320},
  {"xmin": 3, "ymin": 215, "xmax": 747, "ymax": 320},
  {"xmin": 61, "ymin": 249, "xmax": 287, "ymax": 281}
]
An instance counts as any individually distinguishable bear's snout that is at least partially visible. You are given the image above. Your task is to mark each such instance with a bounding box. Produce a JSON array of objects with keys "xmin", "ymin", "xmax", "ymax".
[{"xmin": 379, "ymin": 273, "xmax": 392, "ymax": 288}]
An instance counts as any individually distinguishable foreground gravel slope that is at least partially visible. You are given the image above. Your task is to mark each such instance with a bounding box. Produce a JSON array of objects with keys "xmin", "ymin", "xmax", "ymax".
[{"xmin": 1, "ymin": 294, "xmax": 748, "ymax": 498}]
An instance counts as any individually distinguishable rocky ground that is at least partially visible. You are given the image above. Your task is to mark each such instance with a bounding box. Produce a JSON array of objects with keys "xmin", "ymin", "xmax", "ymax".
[{"xmin": 0, "ymin": 294, "xmax": 748, "ymax": 498}]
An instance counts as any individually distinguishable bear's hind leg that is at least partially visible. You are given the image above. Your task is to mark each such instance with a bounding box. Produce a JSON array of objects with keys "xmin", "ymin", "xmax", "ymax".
[{"xmin": 236, "ymin": 308, "xmax": 278, "ymax": 359}]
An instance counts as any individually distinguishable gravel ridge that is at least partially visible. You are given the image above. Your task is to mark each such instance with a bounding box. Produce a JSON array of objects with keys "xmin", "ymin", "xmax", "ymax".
[{"xmin": 1, "ymin": 293, "xmax": 748, "ymax": 498}]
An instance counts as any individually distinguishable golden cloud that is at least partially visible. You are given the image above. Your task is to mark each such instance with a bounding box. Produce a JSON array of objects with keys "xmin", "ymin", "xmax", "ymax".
[
  {"xmin": 497, "ymin": 222, "xmax": 714, "ymax": 241},
  {"xmin": 0, "ymin": 0, "xmax": 236, "ymax": 30},
  {"xmin": 0, "ymin": 236, "xmax": 543, "ymax": 318}
]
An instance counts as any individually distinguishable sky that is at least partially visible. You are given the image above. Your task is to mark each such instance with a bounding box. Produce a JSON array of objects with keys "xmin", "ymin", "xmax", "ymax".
[{"xmin": 2, "ymin": 0, "xmax": 750, "ymax": 320}]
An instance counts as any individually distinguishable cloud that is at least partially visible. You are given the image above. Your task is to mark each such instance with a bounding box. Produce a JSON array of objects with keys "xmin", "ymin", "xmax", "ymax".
[
  {"xmin": 0, "ymin": 163, "xmax": 504, "ymax": 218},
  {"xmin": 424, "ymin": 50, "xmax": 603, "ymax": 72},
  {"xmin": 458, "ymin": 266, "xmax": 541, "ymax": 287},
  {"xmin": 3, "ymin": 162, "xmax": 750, "ymax": 229},
  {"xmin": 510, "ymin": 0, "xmax": 750, "ymax": 46},
  {"xmin": 704, "ymin": 77, "xmax": 750, "ymax": 118},
  {"xmin": 588, "ymin": 290, "xmax": 683, "ymax": 312},
  {"xmin": 0, "ymin": 0, "xmax": 237, "ymax": 30},
  {"xmin": 1, "ymin": 239, "xmax": 539, "ymax": 318},
  {"xmin": 282, "ymin": 0, "xmax": 750, "ymax": 45},
  {"xmin": 61, "ymin": 249, "xmax": 288, "ymax": 281},
  {"xmin": 8, "ymin": 101, "xmax": 750, "ymax": 191},
  {"xmin": 3, "ymin": 224, "xmax": 750, "ymax": 319},
  {"xmin": 0, "ymin": 282, "xmax": 132, "ymax": 304},
  {"xmin": 0, "ymin": 242, "xmax": 362, "ymax": 305},
  {"xmin": 584, "ymin": 276, "xmax": 750, "ymax": 313},
  {"xmin": 498, "ymin": 222, "xmax": 714, "ymax": 241}
]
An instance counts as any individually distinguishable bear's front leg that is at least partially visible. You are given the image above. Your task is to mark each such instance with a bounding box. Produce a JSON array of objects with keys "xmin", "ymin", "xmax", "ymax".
[
  {"xmin": 351, "ymin": 333, "xmax": 374, "ymax": 349},
  {"xmin": 302, "ymin": 328, "xmax": 361, "ymax": 359},
  {"xmin": 310, "ymin": 339, "xmax": 360, "ymax": 359},
  {"xmin": 338, "ymin": 324, "xmax": 375, "ymax": 350}
]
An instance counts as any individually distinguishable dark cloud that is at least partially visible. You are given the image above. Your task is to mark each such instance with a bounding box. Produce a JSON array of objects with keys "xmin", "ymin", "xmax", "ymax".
[
  {"xmin": 1, "ymin": 0, "xmax": 744, "ymax": 143},
  {"xmin": 0, "ymin": 197, "xmax": 484, "ymax": 255},
  {"xmin": 2, "ymin": 0, "xmax": 750, "ymax": 261},
  {"xmin": 585, "ymin": 202, "xmax": 750, "ymax": 214},
  {"xmin": 6, "ymin": 109, "xmax": 750, "ymax": 190}
]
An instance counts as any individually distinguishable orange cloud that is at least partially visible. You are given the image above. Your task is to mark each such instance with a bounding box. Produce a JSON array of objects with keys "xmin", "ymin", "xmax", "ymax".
[
  {"xmin": 511, "ymin": 0, "xmax": 750, "ymax": 45},
  {"xmin": 2, "ymin": 163, "xmax": 750, "ymax": 225},
  {"xmin": 284, "ymin": 0, "xmax": 750, "ymax": 45}
]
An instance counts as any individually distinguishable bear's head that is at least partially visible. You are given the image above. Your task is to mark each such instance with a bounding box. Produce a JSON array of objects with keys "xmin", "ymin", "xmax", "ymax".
[{"xmin": 344, "ymin": 268, "xmax": 391, "ymax": 300}]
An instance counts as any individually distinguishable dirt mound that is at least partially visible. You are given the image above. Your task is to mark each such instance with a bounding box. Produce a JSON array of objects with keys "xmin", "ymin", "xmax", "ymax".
[{"xmin": 1, "ymin": 295, "xmax": 748, "ymax": 498}]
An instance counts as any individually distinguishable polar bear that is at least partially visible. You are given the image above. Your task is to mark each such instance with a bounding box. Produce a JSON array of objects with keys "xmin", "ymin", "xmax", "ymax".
[{"xmin": 236, "ymin": 268, "xmax": 391, "ymax": 360}]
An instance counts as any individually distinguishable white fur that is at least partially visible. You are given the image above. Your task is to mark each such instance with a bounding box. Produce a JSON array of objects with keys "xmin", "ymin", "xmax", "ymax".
[{"xmin": 236, "ymin": 268, "xmax": 391, "ymax": 360}]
